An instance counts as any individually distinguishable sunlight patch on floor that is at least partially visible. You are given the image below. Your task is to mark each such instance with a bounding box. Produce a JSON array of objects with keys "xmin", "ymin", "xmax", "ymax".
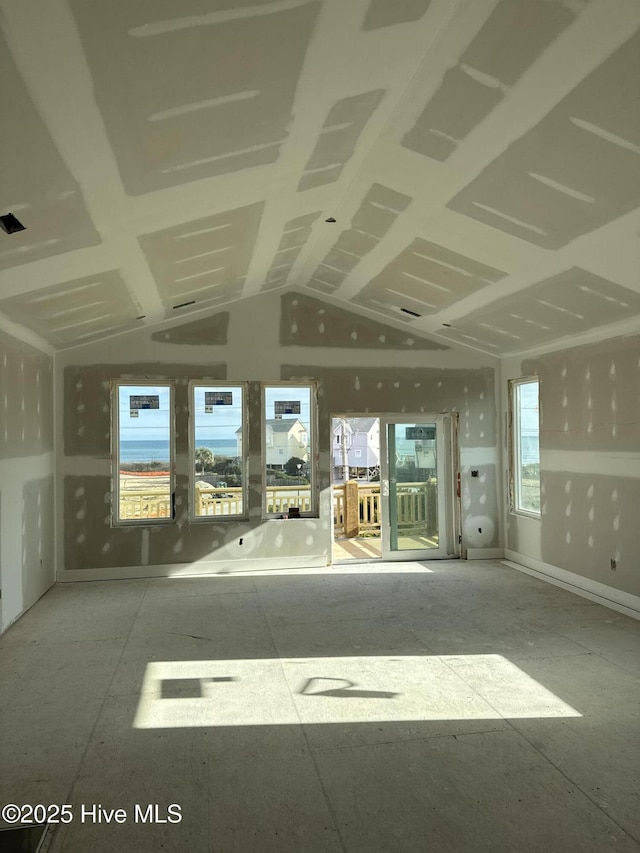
[{"xmin": 133, "ymin": 654, "xmax": 581, "ymax": 729}]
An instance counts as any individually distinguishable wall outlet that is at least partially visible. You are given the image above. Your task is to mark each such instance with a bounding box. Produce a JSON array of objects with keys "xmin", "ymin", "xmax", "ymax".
[{"xmin": 610, "ymin": 558, "xmax": 616, "ymax": 571}]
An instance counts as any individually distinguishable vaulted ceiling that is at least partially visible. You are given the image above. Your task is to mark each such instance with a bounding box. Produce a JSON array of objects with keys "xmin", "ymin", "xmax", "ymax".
[{"xmin": 1, "ymin": 0, "xmax": 639, "ymax": 354}]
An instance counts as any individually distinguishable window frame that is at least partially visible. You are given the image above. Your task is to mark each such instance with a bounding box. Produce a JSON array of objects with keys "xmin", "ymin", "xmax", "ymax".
[
  {"xmin": 111, "ymin": 380, "xmax": 175, "ymax": 527},
  {"xmin": 188, "ymin": 380, "xmax": 249, "ymax": 522},
  {"xmin": 508, "ymin": 376, "xmax": 541, "ymax": 518},
  {"xmin": 261, "ymin": 382, "xmax": 318, "ymax": 518}
]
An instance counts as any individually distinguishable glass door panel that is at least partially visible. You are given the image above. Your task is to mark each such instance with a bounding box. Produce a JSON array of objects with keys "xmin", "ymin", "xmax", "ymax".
[{"xmin": 381, "ymin": 416, "xmax": 453, "ymax": 560}]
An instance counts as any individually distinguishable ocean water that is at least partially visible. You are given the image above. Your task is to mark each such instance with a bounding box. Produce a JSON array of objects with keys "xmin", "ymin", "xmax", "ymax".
[{"xmin": 120, "ymin": 439, "xmax": 238, "ymax": 463}]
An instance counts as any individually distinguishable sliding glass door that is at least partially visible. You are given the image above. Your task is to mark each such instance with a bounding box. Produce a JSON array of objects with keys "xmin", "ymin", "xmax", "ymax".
[{"xmin": 380, "ymin": 415, "xmax": 455, "ymax": 560}]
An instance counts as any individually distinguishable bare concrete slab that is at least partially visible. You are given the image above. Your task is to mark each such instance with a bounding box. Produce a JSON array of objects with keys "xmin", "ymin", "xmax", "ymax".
[{"xmin": 2, "ymin": 561, "xmax": 639, "ymax": 851}]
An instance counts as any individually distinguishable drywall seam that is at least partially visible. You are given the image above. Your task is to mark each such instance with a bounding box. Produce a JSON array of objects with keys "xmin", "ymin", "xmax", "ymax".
[
  {"xmin": 499, "ymin": 316, "xmax": 640, "ymax": 360},
  {"xmin": 56, "ymin": 555, "xmax": 328, "ymax": 582},
  {"xmin": 0, "ymin": 314, "xmax": 55, "ymax": 355},
  {"xmin": 460, "ymin": 447, "xmax": 499, "ymax": 466},
  {"xmin": 503, "ymin": 554, "xmax": 640, "ymax": 620},
  {"xmin": 542, "ymin": 450, "xmax": 640, "ymax": 477}
]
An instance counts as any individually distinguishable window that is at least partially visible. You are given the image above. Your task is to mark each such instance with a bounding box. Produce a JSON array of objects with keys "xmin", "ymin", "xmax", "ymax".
[
  {"xmin": 190, "ymin": 383, "xmax": 246, "ymax": 519},
  {"xmin": 510, "ymin": 378, "xmax": 540, "ymax": 515},
  {"xmin": 112, "ymin": 382, "xmax": 174, "ymax": 524},
  {"xmin": 263, "ymin": 384, "xmax": 316, "ymax": 516}
]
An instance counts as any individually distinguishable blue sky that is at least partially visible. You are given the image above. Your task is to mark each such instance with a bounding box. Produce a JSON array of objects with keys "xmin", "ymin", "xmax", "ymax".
[
  {"xmin": 118, "ymin": 384, "xmax": 171, "ymax": 442},
  {"xmin": 118, "ymin": 385, "xmax": 312, "ymax": 444},
  {"xmin": 193, "ymin": 385, "xmax": 243, "ymax": 445},
  {"xmin": 265, "ymin": 386, "xmax": 311, "ymax": 429}
]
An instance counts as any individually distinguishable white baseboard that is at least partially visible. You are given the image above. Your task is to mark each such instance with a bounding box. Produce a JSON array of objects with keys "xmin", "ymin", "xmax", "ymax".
[
  {"xmin": 57, "ymin": 555, "xmax": 328, "ymax": 583},
  {"xmin": 466, "ymin": 548, "xmax": 505, "ymax": 560},
  {"xmin": 503, "ymin": 550, "xmax": 640, "ymax": 620}
]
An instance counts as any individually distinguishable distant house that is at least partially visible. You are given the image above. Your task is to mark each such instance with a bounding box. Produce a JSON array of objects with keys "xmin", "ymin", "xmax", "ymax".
[
  {"xmin": 333, "ymin": 417, "xmax": 380, "ymax": 481},
  {"xmin": 238, "ymin": 418, "xmax": 308, "ymax": 469}
]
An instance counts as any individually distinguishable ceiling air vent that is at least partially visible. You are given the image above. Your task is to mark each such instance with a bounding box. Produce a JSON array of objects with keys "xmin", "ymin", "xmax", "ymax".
[
  {"xmin": 0, "ymin": 212, "xmax": 26, "ymax": 234},
  {"xmin": 173, "ymin": 300, "xmax": 196, "ymax": 309},
  {"xmin": 400, "ymin": 307, "xmax": 421, "ymax": 317}
]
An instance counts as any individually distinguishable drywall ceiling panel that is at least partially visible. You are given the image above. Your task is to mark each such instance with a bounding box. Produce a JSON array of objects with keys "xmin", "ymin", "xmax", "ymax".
[
  {"xmin": 0, "ymin": 271, "xmax": 141, "ymax": 347},
  {"xmin": 439, "ymin": 268, "xmax": 640, "ymax": 353},
  {"xmin": 447, "ymin": 30, "xmax": 640, "ymax": 247},
  {"xmin": 0, "ymin": 32, "xmax": 100, "ymax": 271},
  {"xmin": 334, "ymin": 230, "xmax": 379, "ymax": 258},
  {"xmin": 138, "ymin": 202, "xmax": 263, "ymax": 309},
  {"xmin": 297, "ymin": 91, "xmax": 385, "ymax": 191},
  {"xmin": 280, "ymin": 292, "xmax": 447, "ymax": 349},
  {"xmin": 279, "ymin": 229, "xmax": 311, "ymax": 252},
  {"xmin": 261, "ymin": 212, "xmax": 321, "ymax": 292},
  {"xmin": 309, "ymin": 266, "xmax": 347, "ymax": 289},
  {"xmin": 164, "ymin": 280, "xmax": 246, "ymax": 319},
  {"xmin": 403, "ymin": 67, "xmax": 503, "ymax": 161},
  {"xmin": 308, "ymin": 278, "xmax": 342, "ymax": 296},
  {"xmin": 321, "ymin": 249, "xmax": 360, "ymax": 274},
  {"xmin": 307, "ymin": 184, "xmax": 412, "ymax": 295},
  {"xmin": 362, "ymin": 0, "xmax": 432, "ymax": 31},
  {"xmin": 402, "ymin": 0, "xmax": 581, "ymax": 162},
  {"xmin": 464, "ymin": 0, "xmax": 578, "ymax": 85},
  {"xmin": 69, "ymin": 0, "xmax": 321, "ymax": 194},
  {"xmin": 352, "ymin": 238, "xmax": 507, "ymax": 316}
]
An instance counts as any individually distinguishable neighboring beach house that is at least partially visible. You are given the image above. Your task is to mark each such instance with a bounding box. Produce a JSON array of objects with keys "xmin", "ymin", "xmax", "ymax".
[
  {"xmin": 333, "ymin": 417, "xmax": 380, "ymax": 481},
  {"xmin": 238, "ymin": 418, "xmax": 308, "ymax": 470}
]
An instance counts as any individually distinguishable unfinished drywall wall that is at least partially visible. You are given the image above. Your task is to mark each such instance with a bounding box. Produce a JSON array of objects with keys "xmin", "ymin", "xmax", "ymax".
[
  {"xmin": 56, "ymin": 289, "xmax": 500, "ymax": 577},
  {"xmin": 0, "ymin": 329, "xmax": 54, "ymax": 632},
  {"xmin": 503, "ymin": 332, "xmax": 640, "ymax": 600},
  {"xmin": 282, "ymin": 363, "xmax": 500, "ymax": 550},
  {"xmin": 280, "ymin": 293, "xmax": 444, "ymax": 350}
]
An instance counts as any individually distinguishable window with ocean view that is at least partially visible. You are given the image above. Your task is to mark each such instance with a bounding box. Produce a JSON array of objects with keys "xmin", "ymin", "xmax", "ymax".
[
  {"xmin": 190, "ymin": 383, "xmax": 246, "ymax": 518},
  {"xmin": 263, "ymin": 384, "xmax": 315, "ymax": 517},
  {"xmin": 510, "ymin": 377, "xmax": 540, "ymax": 516},
  {"xmin": 113, "ymin": 382, "xmax": 174, "ymax": 524}
]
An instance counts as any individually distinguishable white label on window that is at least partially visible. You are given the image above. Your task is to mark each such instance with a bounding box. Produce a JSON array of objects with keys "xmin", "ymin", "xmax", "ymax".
[
  {"xmin": 205, "ymin": 391, "xmax": 233, "ymax": 406},
  {"xmin": 406, "ymin": 426, "xmax": 435, "ymax": 440},
  {"xmin": 275, "ymin": 400, "xmax": 300, "ymax": 415},
  {"xmin": 130, "ymin": 394, "xmax": 160, "ymax": 410}
]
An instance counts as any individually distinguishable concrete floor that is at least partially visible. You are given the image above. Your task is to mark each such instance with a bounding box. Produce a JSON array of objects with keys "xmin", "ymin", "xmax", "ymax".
[{"xmin": 1, "ymin": 560, "xmax": 639, "ymax": 853}]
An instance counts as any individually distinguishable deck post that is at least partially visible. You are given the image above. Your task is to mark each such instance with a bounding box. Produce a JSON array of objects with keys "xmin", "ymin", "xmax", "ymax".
[{"xmin": 344, "ymin": 479, "xmax": 360, "ymax": 538}]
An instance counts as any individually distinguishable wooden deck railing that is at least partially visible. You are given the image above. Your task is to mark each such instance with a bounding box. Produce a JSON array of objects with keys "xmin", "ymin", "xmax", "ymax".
[
  {"xmin": 118, "ymin": 483, "xmax": 312, "ymax": 519},
  {"xmin": 118, "ymin": 480, "xmax": 436, "ymax": 533},
  {"xmin": 333, "ymin": 481, "xmax": 437, "ymax": 537},
  {"xmin": 119, "ymin": 489, "xmax": 171, "ymax": 519}
]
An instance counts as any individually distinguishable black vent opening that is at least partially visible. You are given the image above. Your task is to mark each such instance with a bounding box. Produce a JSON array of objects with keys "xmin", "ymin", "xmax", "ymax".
[{"xmin": 0, "ymin": 212, "xmax": 26, "ymax": 234}]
